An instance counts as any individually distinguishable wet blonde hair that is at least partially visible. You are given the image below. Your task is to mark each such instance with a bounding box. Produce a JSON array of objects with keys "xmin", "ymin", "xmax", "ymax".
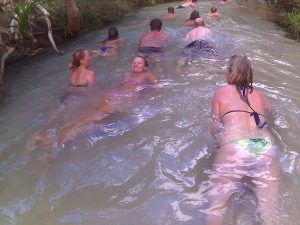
[
  {"xmin": 227, "ymin": 55, "xmax": 253, "ymax": 92},
  {"xmin": 69, "ymin": 48, "xmax": 86, "ymax": 71}
]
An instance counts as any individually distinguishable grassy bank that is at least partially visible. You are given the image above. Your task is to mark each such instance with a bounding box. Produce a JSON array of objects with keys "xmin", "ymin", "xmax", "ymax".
[
  {"xmin": 0, "ymin": 0, "xmax": 179, "ymax": 68},
  {"xmin": 11, "ymin": 0, "xmax": 179, "ymax": 47},
  {"xmin": 275, "ymin": 0, "xmax": 300, "ymax": 40}
]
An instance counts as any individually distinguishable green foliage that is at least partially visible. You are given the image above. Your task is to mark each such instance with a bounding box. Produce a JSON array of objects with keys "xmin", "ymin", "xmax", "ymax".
[
  {"xmin": 278, "ymin": 11, "xmax": 300, "ymax": 39},
  {"xmin": 275, "ymin": 0, "xmax": 300, "ymax": 39},
  {"xmin": 75, "ymin": 0, "xmax": 124, "ymax": 30},
  {"xmin": 14, "ymin": 0, "xmax": 37, "ymax": 34}
]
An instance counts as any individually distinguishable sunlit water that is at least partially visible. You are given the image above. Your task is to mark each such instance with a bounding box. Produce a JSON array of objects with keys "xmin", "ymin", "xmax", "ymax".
[{"xmin": 0, "ymin": 1, "xmax": 300, "ymax": 225}]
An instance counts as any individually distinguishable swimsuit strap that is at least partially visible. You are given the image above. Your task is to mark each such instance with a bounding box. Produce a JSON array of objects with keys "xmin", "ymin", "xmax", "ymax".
[
  {"xmin": 69, "ymin": 83, "xmax": 88, "ymax": 87},
  {"xmin": 221, "ymin": 87, "xmax": 267, "ymax": 129},
  {"xmin": 222, "ymin": 109, "xmax": 253, "ymax": 118},
  {"xmin": 241, "ymin": 87, "xmax": 269, "ymax": 128}
]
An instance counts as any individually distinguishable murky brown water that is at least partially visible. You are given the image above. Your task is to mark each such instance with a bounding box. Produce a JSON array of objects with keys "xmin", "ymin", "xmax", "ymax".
[{"xmin": 0, "ymin": 1, "xmax": 299, "ymax": 225}]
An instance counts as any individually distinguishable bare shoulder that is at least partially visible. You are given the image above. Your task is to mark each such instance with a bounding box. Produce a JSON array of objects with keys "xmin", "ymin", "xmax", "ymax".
[
  {"xmin": 215, "ymin": 86, "xmax": 227, "ymax": 95},
  {"xmin": 89, "ymin": 70, "xmax": 96, "ymax": 78},
  {"xmin": 146, "ymin": 72, "xmax": 158, "ymax": 83},
  {"xmin": 252, "ymin": 88, "xmax": 266, "ymax": 100}
]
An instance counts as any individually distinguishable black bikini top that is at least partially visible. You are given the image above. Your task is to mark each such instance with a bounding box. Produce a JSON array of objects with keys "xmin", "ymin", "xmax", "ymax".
[
  {"xmin": 69, "ymin": 83, "xmax": 88, "ymax": 88},
  {"xmin": 221, "ymin": 87, "xmax": 267, "ymax": 129}
]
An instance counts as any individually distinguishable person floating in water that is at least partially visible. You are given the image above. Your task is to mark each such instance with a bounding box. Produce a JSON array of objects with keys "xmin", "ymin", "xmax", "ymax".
[
  {"xmin": 57, "ymin": 55, "xmax": 158, "ymax": 147},
  {"xmin": 93, "ymin": 26, "xmax": 123, "ymax": 57},
  {"xmin": 137, "ymin": 18, "xmax": 172, "ymax": 71},
  {"xmin": 68, "ymin": 49, "xmax": 96, "ymax": 87},
  {"xmin": 184, "ymin": 10, "xmax": 201, "ymax": 27},
  {"xmin": 176, "ymin": 18, "xmax": 219, "ymax": 74},
  {"xmin": 162, "ymin": 7, "xmax": 175, "ymax": 20},
  {"xmin": 208, "ymin": 7, "xmax": 220, "ymax": 18},
  {"xmin": 206, "ymin": 55, "xmax": 281, "ymax": 225},
  {"xmin": 27, "ymin": 48, "xmax": 96, "ymax": 158},
  {"xmin": 176, "ymin": 0, "xmax": 197, "ymax": 9}
]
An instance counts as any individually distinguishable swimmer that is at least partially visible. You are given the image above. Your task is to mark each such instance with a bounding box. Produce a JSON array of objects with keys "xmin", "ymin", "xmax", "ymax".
[
  {"xmin": 68, "ymin": 49, "xmax": 96, "ymax": 87},
  {"xmin": 176, "ymin": 0, "xmax": 197, "ymax": 9},
  {"xmin": 208, "ymin": 7, "xmax": 220, "ymax": 18},
  {"xmin": 93, "ymin": 26, "xmax": 123, "ymax": 56},
  {"xmin": 206, "ymin": 55, "xmax": 281, "ymax": 225},
  {"xmin": 137, "ymin": 18, "xmax": 172, "ymax": 53},
  {"xmin": 184, "ymin": 10, "xmax": 201, "ymax": 27},
  {"xmin": 176, "ymin": 18, "xmax": 219, "ymax": 74},
  {"xmin": 57, "ymin": 56, "xmax": 158, "ymax": 146},
  {"xmin": 137, "ymin": 18, "xmax": 172, "ymax": 71},
  {"xmin": 27, "ymin": 49, "xmax": 96, "ymax": 159},
  {"xmin": 162, "ymin": 7, "xmax": 175, "ymax": 20}
]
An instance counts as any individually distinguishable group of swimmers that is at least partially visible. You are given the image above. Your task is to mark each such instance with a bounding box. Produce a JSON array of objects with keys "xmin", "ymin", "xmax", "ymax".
[{"xmin": 29, "ymin": 1, "xmax": 282, "ymax": 224}]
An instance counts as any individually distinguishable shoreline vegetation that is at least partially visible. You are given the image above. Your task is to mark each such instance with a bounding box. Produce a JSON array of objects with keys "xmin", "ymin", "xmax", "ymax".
[
  {"xmin": 0, "ymin": 0, "xmax": 299, "ymax": 96},
  {"xmin": 0, "ymin": 0, "xmax": 177, "ymax": 96},
  {"xmin": 273, "ymin": 0, "xmax": 300, "ymax": 40},
  {"xmin": 1, "ymin": 0, "xmax": 299, "ymax": 59}
]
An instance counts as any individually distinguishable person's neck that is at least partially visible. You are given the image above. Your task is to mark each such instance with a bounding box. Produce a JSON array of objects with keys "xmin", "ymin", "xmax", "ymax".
[
  {"xmin": 79, "ymin": 65, "xmax": 88, "ymax": 70},
  {"xmin": 131, "ymin": 71, "xmax": 144, "ymax": 77}
]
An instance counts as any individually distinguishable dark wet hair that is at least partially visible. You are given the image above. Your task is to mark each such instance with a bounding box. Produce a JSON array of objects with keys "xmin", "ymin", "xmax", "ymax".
[
  {"xmin": 227, "ymin": 55, "xmax": 253, "ymax": 92},
  {"xmin": 168, "ymin": 7, "xmax": 175, "ymax": 14},
  {"xmin": 189, "ymin": 10, "xmax": 200, "ymax": 20},
  {"xmin": 150, "ymin": 18, "xmax": 162, "ymax": 31},
  {"xmin": 211, "ymin": 7, "xmax": 217, "ymax": 13},
  {"xmin": 69, "ymin": 48, "xmax": 86, "ymax": 70},
  {"xmin": 192, "ymin": 0, "xmax": 197, "ymax": 2},
  {"xmin": 103, "ymin": 26, "xmax": 119, "ymax": 43}
]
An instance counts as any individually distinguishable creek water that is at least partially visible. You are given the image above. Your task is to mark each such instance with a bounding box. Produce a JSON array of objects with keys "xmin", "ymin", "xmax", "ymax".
[{"xmin": 0, "ymin": 1, "xmax": 300, "ymax": 225}]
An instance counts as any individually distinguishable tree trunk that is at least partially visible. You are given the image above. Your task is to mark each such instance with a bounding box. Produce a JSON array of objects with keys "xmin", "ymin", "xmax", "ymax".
[{"xmin": 62, "ymin": 0, "xmax": 80, "ymax": 35}]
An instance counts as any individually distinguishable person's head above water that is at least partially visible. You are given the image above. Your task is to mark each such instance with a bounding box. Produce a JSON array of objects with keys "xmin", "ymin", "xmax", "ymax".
[
  {"xmin": 150, "ymin": 18, "xmax": 163, "ymax": 31},
  {"xmin": 131, "ymin": 55, "xmax": 149, "ymax": 73},
  {"xmin": 69, "ymin": 49, "xmax": 91, "ymax": 70},
  {"xmin": 226, "ymin": 55, "xmax": 253, "ymax": 91},
  {"xmin": 189, "ymin": 10, "xmax": 200, "ymax": 20},
  {"xmin": 194, "ymin": 18, "xmax": 205, "ymax": 27},
  {"xmin": 211, "ymin": 7, "xmax": 217, "ymax": 13},
  {"xmin": 106, "ymin": 26, "xmax": 119, "ymax": 41},
  {"xmin": 168, "ymin": 7, "xmax": 175, "ymax": 14}
]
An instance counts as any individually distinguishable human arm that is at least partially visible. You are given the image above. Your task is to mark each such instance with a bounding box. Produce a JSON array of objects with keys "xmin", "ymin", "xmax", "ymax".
[
  {"xmin": 183, "ymin": 32, "xmax": 191, "ymax": 44},
  {"xmin": 264, "ymin": 95, "xmax": 276, "ymax": 118},
  {"xmin": 146, "ymin": 72, "xmax": 158, "ymax": 85},
  {"xmin": 210, "ymin": 90, "xmax": 222, "ymax": 137},
  {"xmin": 136, "ymin": 35, "xmax": 144, "ymax": 48},
  {"xmin": 87, "ymin": 71, "xmax": 96, "ymax": 87}
]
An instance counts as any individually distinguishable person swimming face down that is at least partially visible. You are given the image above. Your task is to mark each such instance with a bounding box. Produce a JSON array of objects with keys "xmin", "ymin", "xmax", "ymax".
[{"xmin": 226, "ymin": 55, "xmax": 253, "ymax": 92}]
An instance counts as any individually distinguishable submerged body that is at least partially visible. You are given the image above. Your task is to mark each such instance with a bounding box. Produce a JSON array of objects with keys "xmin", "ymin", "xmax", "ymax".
[
  {"xmin": 27, "ymin": 49, "xmax": 96, "ymax": 158},
  {"xmin": 207, "ymin": 55, "xmax": 281, "ymax": 225},
  {"xmin": 93, "ymin": 27, "xmax": 123, "ymax": 56},
  {"xmin": 57, "ymin": 56, "xmax": 158, "ymax": 147},
  {"xmin": 137, "ymin": 18, "xmax": 171, "ymax": 70}
]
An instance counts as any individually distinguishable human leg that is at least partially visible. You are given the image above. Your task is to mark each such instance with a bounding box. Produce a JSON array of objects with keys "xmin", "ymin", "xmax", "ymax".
[
  {"xmin": 253, "ymin": 153, "xmax": 282, "ymax": 225},
  {"xmin": 175, "ymin": 57, "xmax": 188, "ymax": 75},
  {"xmin": 206, "ymin": 144, "xmax": 242, "ymax": 225},
  {"xmin": 57, "ymin": 95, "xmax": 112, "ymax": 145}
]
